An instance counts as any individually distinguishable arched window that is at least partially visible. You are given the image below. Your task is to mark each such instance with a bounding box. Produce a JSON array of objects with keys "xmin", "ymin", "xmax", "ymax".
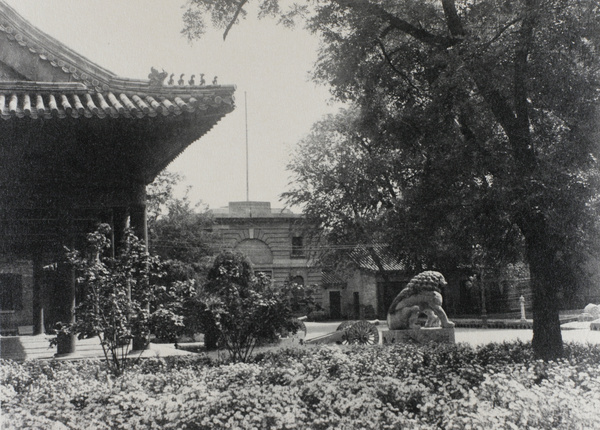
[
  {"xmin": 290, "ymin": 275, "xmax": 304, "ymax": 286},
  {"xmin": 234, "ymin": 239, "xmax": 273, "ymax": 265}
]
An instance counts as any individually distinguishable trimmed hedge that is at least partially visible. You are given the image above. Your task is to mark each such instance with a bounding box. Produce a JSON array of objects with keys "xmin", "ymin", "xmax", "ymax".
[{"xmin": 2, "ymin": 342, "xmax": 600, "ymax": 429}]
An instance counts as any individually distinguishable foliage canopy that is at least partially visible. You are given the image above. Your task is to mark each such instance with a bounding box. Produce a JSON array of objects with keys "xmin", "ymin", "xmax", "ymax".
[
  {"xmin": 183, "ymin": 0, "xmax": 600, "ymax": 359},
  {"xmin": 147, "ymin": 170, "xmax": 216, "ymax": 266}
]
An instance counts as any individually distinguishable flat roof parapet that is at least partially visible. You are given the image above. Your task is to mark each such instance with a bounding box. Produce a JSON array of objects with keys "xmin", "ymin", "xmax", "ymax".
[
  {"xmin": 230, "ymin": 201, "xmax": 271, "ymax": 217},
  {"xmin": 211, "ymin": 201, "xmax": 299, "ymax": 218}
]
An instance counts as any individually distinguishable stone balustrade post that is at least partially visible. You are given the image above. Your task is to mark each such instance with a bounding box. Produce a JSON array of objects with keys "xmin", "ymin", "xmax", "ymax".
[{"xmin": 519, "ymin": 295, "xmax": 527, "ymax": 321}]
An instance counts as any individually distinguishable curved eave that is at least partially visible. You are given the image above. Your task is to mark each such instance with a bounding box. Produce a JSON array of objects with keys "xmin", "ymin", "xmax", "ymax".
[
  {"xmin": 0, "ymin": 85, "xmax": 236, "ymax": 185},
  {"xmin": 146, "ymin": 107, "xmax": 234, "ymax": 183},
  {"xmin": 0, "ymin": 1, "xmax": 115, "ymax": 83}
]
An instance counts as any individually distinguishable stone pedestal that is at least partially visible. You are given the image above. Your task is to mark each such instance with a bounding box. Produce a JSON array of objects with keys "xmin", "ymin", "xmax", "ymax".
[
  {"xmin": 382, "ymin": 327, "xmax": 455, "ymax": 345},
  {"xmin": 55, "ymin": 332, "xmax": 77, "ymax": 357},
  {"xmin": 131, "ymin": 337, "xmax": 150, "ymax": 352}
]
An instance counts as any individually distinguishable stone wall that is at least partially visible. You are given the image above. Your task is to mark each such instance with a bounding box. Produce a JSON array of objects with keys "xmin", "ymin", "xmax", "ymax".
[{"xmin": 341, "ymin": 269, "xmax": 378, "ymax": 319}]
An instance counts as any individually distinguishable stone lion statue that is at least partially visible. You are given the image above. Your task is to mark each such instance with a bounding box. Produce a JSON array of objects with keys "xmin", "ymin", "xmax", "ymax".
[{"xmin": 387, "ymin": 271, "xmax": 455, "ymax": 330}]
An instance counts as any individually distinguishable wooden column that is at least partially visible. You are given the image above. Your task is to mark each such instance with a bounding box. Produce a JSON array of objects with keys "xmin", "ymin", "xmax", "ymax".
[
  {"xmin": 129, "ymin": 182, "xmax": 148, "ymax": 246},
  {"xmin": 32, "ymin": 254, "xmax": 45, "ymax": 335},
  {"xmin": 129, "ymin": 205, "xmax": 148, "ymax": 247},
  {"xmin": 55, "ymin": 263, "xmax": 76, "ymax": 356},
  {"xmin": 130, "ymin": 183, "xmax": 150, "ymax": 351},
  {"xmin": 112, "ymin": 207, "xmax": 130, "ymax": 254}
]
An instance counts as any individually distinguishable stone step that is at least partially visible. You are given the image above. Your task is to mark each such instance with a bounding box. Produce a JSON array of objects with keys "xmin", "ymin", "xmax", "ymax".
[
  {"xmin": 0, "ymin": 335, "xmax": 192, "ymax": 361},
  {"xmin": 1, "ymin": 335, "xmax": 105, "ymax": 361}
]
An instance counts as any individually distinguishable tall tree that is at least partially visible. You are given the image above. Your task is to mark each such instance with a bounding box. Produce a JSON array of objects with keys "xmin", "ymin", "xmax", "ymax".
[
  {"xmin": 183, "ymin": 0, "xmax": 600, "ymax": 359},
  {"xmin": 146, "ymin": 171, "xmax": 217, "ymax": 266},
  {"xmin": 282, "ymin": 108, "xmax": 404, "ymax": 278},
  {"xmin": 284, "ymin": 107, "xmax": 526, "ymax": 274}
]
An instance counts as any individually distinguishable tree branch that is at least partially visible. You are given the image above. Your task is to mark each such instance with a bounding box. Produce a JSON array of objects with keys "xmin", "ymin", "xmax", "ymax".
[
  {"xmin": 376, "ymin": 39, "xmax": 422, "ymax": 92},
  {"xmin": 223, "ymin": 0, "xmax": 248, "ymax": 40},
  {"xmin": 441, "ymin": 0, "xmax": 465, "ymax": 37},
  {"xmin": 332, "ymin": 0, "xmax": 457, "ymax": 48},
  {"xmin": 482, "ymin": 18, "xmax": 521, "ymax": 50},
  {"xmin": 470, "ymin": 72, "xmax": 518, "ymax": 134},
  {"xmin": 513, "ymin": 0, "xmax": 538, "ymax": 170}
]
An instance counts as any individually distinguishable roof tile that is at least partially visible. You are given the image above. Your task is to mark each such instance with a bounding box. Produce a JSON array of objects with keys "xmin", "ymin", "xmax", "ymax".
[
  {"xmin": 0, "ymin": 88, "xmax": 233, "ymax": 121},
  {"xmin": 349, "ymin": 245, "xmax": 406, "ymax": 272}
]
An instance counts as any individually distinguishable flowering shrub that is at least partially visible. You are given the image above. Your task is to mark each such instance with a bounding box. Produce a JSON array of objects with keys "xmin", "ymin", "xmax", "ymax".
[
  {"xmin": 55, "ymin": 225, "xmax": 188, "ymax": 375},
  {"xmin": 2, "ymin": 342, "xmax": 600, "ymax": 429},
  {"xmin": 197, "ymin": 251, "xmax": 306, "ymax": 361}
]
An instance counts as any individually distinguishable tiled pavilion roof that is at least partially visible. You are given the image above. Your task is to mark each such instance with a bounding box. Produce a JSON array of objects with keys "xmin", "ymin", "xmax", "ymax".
[
  {"xmin": 0, "ymin": 82, "xmax": 234, "ymax": 120},
  {"xmin": 0, "ymin": 0, "xmax": 235, "ymax": 122},
  {"xmin": 321, "ymin": 245, "xmax": 406, "ymax": 287},
  {"xmin": 0, "ymin": 1, "xmax": 236, "ymax": 185}
]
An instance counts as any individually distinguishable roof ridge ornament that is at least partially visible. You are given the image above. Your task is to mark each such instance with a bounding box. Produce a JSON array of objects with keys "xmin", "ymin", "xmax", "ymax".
[{"xmin": 148, "ymin": 67, "xmax": 168, "ymax": 87}]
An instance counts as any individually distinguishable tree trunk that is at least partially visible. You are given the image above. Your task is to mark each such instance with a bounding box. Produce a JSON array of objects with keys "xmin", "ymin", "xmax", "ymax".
[
  {"xmin": 204, "ymin": 324, "xmax": 219, "ymax": 350},
  {"xmin": 522, "ymin": 215, "xmax": 564, "ymax": 360}
]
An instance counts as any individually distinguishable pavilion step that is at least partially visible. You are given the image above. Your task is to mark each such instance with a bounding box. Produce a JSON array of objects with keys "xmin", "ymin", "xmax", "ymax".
[{"xmin": 0, "ymin": 335, "xmax": 105, "ymax": 361}]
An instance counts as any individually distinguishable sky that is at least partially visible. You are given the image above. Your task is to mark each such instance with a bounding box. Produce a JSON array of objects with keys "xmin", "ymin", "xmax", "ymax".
[{"xmin": 4, "ymin": 0, "xmax": 341, "ymax": 210}]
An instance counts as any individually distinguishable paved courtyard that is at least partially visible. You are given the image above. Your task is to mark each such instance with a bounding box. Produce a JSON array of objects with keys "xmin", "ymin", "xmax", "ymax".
[
  {"xmin": 303, "ymin": 321, "xmax": 600, "ymax": 346},
  {"xmin": 455, "ymin": 326, "xmax": 600, "ymax": 346},
  {"xmin": 1, "ymin": 320, "xmax": 599, "ymax": 361}
]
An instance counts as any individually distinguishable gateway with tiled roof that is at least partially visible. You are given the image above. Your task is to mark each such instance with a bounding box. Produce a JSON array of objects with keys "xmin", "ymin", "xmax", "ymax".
[{"xmin": 0, "ymin": 1, "xmax": 235, "ymax": 352}]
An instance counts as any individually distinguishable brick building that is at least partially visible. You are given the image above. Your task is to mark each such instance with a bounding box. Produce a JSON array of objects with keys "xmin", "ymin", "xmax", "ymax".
[
  {"xmin": 211, "ymin": 201, "xmax": 323, "ymax": 303},
  {"xmin": 321, "ymin": 246, "xmax": 409, "ymax": 320}
]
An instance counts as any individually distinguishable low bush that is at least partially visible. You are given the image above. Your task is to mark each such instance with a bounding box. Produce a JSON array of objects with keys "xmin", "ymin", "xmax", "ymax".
[
  {"xmin": 306, "ymin": 310, "xmax": 329, "ymax": 321},
  {"xmin": 196, "ymin": 251, "xmax": 308, "ymax": 361},
  {"xmin": 2, "ymin": 342, "xmax": 600, "ymax": 429}
]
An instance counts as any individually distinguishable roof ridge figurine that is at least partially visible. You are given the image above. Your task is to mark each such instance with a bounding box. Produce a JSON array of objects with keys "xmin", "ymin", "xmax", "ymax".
[{"xmin": 148, "ymin": 67, "xmax": 168, "ymax": 87}]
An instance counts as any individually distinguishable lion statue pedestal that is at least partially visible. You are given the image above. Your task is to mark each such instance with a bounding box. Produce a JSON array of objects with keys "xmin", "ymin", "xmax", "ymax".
[{"xmin": 383, "ymin": 271, "xmax": 455, "ymax": 345}]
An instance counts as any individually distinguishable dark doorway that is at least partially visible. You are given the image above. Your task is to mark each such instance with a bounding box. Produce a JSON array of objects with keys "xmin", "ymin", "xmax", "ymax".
[
  {"xmin": 377, "ymin": 281, "xmax": 406, "ymax": 319},
  {"xmin": 353, "ymin": 292, "xmax": 360, "ymax": 319},
  {"xmin": 329, "ymin": 291, "xmax": 341, "ymax": 320},
  {"xmin": 459, "ymin": 279, "xmax": 480, "ymax": 315}
]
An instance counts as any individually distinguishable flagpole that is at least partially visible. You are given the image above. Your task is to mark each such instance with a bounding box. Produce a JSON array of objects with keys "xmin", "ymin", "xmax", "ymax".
[{"xmin": 245, "ymin": 91, "xmax": 249, "ymax": 202}]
